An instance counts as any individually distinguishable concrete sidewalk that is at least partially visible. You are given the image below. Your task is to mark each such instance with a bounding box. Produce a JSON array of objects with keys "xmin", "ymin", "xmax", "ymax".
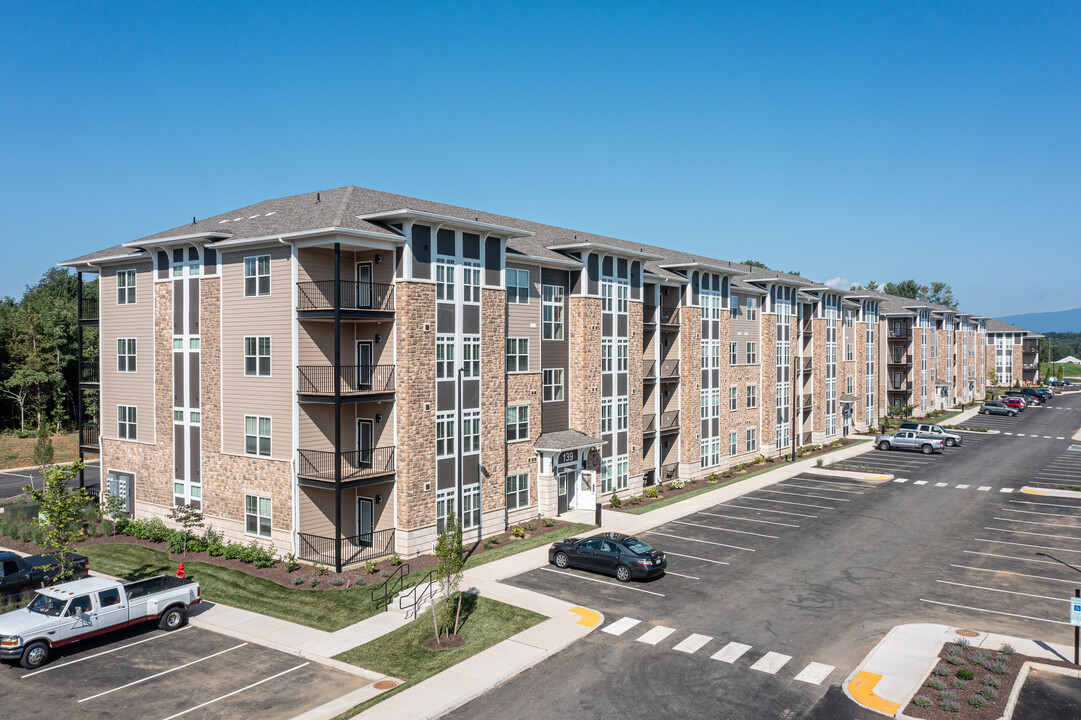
[{"xmin": 844, "ymin": 623, "xmax": 1077, "ymax": 718}]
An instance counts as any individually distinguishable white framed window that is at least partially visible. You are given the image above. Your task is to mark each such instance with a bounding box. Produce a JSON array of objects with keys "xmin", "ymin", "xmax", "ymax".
[
  {"xmin": 542, "ymin": 368, "xmax": 564, "ymax": 402},
  {"xmin": 701, "ymin": 340, "xmax": 709, "ymax": 369},
  {"xmin": 616, "ymin": 282, "xmax": 628, "ymax": 314},
  {"xmin": 462, "ymin": 409, "xmax": 481, "ymax": 454},
  {"xmin": 846, "ymin": 342, "xmax": 854, "ymax": 361},
  {"xmin": 601, "ymin": 398, "xmax": 613, "ymax": 433},
  {"xmin": 463, "ymin": 335, "xmax": 481, "ymax": 378},
  {"xmin": 617, "ymin": 339, "xmax": 628, "ymax": 373},
  {"xmin": 463, "ymin": 261, "xmax": 481, "ymax": 304},
  {"xmin": 701, "ymin": 438, "xmax": 711, "ymax": 468},
  {"xmin": 173, "ymin": 338, "xmax": 183, "ymax": 350},
  {"xmin": 616, "ymin": 396, "xmax": 628, "ymax": 431},
  {"xmin": 506, "ymin": 268, "xmax": 530, "ymax": 304},
  {"xmin": 462, "ymin": 483, "xmax": 480, "ymax": 529},
  {"xmin": 436, "ymin": 335, "xmax": 455, "ymax": 379},
  {"xmin": 601, "ymin": 339, "xmax": 613, "ymax": 373},
  {"xmin": 746, "ymin": 428, "xmax": 757, "ymax": 453},
  {"xmin": 730, "ymin": 342, "xmax": 738, "ymax": 365},
  {"xmin": 245, "ymin": 495, "xmax": 272, "ymax": 538},
  {"xmin": 117, "ymin": 269, "xmax": 136, "ymax": 305},
  {"xmin": 506, "ymin": 338, "xmax": 529, "ymax": 372},
  {"xmin": 244, "ymin": 336, "xmax": 271, "ymax": 376},
  {"xmin": 729, "ymin": 386, "xmax": 738, "ymax": 411},
  {"xmin": 729, "ymin": 430, "xmax": 738, "ymax": 456},
  {"xmin": 244, "ymin": 415, "xmax": 271, "ymax": 456},
  {"xmin": 700, "ymin": 390, "xmax": 709, "ymax": 421},
  {"xmin": 117, "ymin": 338, "xmax": 136, "ymax": 373},
  {"xmin": 173, "ymin": 409, "xmax": 184, "ymax": 423},
  {"xmin": 846, "ymin": 376, "xmax": 854, "ymax": 394},
  {"xmin": 436, "ymin": 258, "xmax": 455, "ymax": 301},
  {"xmin": 436, "ymin": 488, "xmax": 456, "ymax": 534},
  {"xmin": 190, "ymin": 411, "xmax": 201, "ymax": 424},
  {"xmin": 747, "ymin": 385, "xmax": 757, "ymax": 409},
  {"xmin": 542, "ymin": 285, "xmax": 564, "ymax": 340},
  {"xmin": 244, "ymin": 255, "xmax": 270, "ymax": 297},
  {"xmin": 615, "ymin": 454, "xmax": 629, "ymax": 491},
  {"xmin": 711, "ymin": 388, "xmax": 721, "ymax": 419},
  {"xmin": 436, "ymin": 412, "xmax": 455, "ymax": 458},
  {"xmin": 506, "ymin": 405, "xmax": 530, "ymax": 441},
  {"xmin": 118, "ymin": 405, "xmax": 137, "ymax": 440},
  {"xmin": 746, "ymin": 297, "xmax": 757, "ymax": 321},
  {"xmin": 601, "ymin": 282, "xmax": 613, "ymax": 313},
  {"xmin": 190, "ymin": 337, "xmax": 200, "ymax": 350},
  {"xmin": 506, "ymin": 473, "xmax": 530, "ymax": 509},
  {"xmin": 746, "ymin": 342, "xmax": 757, "ymax": 364},
  {"xmin": 600, "ymin": 457, "xmax": 613, "ymax": 493},
  {"xmin": 711, "ymin": 341, "xmax": 720, "ymax": 369}
]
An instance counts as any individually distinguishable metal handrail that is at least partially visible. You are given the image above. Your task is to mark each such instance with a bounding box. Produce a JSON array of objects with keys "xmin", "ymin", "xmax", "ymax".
[
  {"xmin": 80, "ymin": 425, "xmax": 100, "ymax": 448},
  {"xmin": 297, "ymin": 281, "xmax": 395, "ymax": 312},
  {"xmin": 80, "ymin": 361, "xmax": 100, "ymax": 383},
  {"xmin": 660, "ymin": 359, "xmax": 680, "ymax": 378},
  {"xmin": 297, "ymin": 447, "xmax": 396, "ymax": 482},
  {"xmin": 297, "ymin": 528, "xmax": 396, "ymax": 566},
  {"xmin": 659, "ymin": 305, "xmax": 679, "ymax": 324},
  {"xmin": 642, "ymin": 359, "xmax": 657, "ymax": 378},
  {"xmin": 643, "ymin": 413, "xmax": 656, "ymax": 432},
  {"xmin": 371, "ymin": 562, "xmax": 409, "ymax": 610},
  {"xmin": 80, "ymin": 297, "xmax": 98, "ymax": 321},
  {"xmin": 660, "ymin": 410, "xmax": 680, "ymax": 430},
  {"xmin": 297, "ymin": 365, "xmax": 396, "ymax": 394},
  {"xmin": 398, "ymin": 568, "xmax": 437, "ymax": 616}
]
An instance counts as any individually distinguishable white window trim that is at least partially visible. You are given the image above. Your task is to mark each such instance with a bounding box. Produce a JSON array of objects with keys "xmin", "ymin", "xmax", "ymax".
[
  {"xmin": 244, "ymin": 336, "xmax": 272, "ymax": 377},
  {"xmin": 244, "ymin": 494, "xmax": 273, "ymax": 538},
  {"xmin": 243, "ymin": 254, "xmax": 272, "ymax": 298}
]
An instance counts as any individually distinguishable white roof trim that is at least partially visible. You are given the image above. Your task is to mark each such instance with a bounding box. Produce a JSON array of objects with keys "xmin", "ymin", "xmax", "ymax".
[
  {"xmin": 207, "ymin": 226, "xmax": 405, "ymax": 249},
  {"xmin": 548, "ymin": 242, "xmax": 665, "ymax": 261},
  {"xmin": 657, "ymin": 262, "xmax": 749, "ymax": 277},
  {"xmin": 122, "ymin": 231, "xmax": 231, "ymax": 248},
  {"xmin": 358, "ymin": 209, "xmax": 534, "ymax": 237}
]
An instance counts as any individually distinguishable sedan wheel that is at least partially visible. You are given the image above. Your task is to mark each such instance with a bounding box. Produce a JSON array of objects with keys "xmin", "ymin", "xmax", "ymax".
[
  {"xmin": 554, "ymin": 552, "xmax": 569, "ymax": 569},
  {"xmin": 615, "ymin": 565, "xmax": 632, "ymax": 582},
  {"xmin": 878, "ymin": 441, "xmax": 891, "ymax": 451},
  {"xmin": 1009, "ymin": 411, "xmax": 1017, "ymax": 417}
]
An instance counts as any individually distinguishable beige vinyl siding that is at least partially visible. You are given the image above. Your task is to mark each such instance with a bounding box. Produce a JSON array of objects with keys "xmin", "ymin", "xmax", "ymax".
[
  {"xmin": 298, "ymin": 323, "xmax": 392, "ymax": 366},
  {"xmin": 221, "ymin": 246, "xmax": 293, "ymax": 460},
  {"xmin": 506, "ymin": 262, "xmax": 541, "ymax": 372},
  {"xmin": 299, "ymin": 404, "xmax": 395, "ymax": 453},
  {"xmin": 297, "ymin": 246, "xmax": 395, "ymax": 286},
  {"xmin": 730, "ymin": 292, "xmax": 760, "ymax": 364},
  {"xmin": 100, "ymin": 261, "xmax": 155, "ymax": 444},
  {"xmin": 299, "ymin": 482, "xmax": 395, "ymax": 537}
]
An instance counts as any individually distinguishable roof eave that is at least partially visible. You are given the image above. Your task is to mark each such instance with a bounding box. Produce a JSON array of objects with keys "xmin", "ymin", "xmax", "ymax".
[
  {"xmin": 207, "ymin": 226, "xmax": 405, "ymax": 249},
  {"xmin": 656, "ymin": 262, "xmax": 749, "ymax": 277},
  {"xmin": 123, "ymin": 231, "xmax": 232, "ymax": 248},
  {"xmin": 358, "ymin": 209, "xmax": 535, "ymax": 238},
  {"xmin": 548, "ymin": 242, "xmax": 666, "ymax": 261}
]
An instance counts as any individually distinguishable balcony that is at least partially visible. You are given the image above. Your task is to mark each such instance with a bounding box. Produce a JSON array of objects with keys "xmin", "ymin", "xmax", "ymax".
[
  {"xmin": 799, "ymin": 357, "xmax": 813, "ymax": 374},
  {"xmin": 297, "ymin": 447, "xmax": 396, "ymax": 488},
  {"xmin": 643, "ymin": 305, "xmax": 658, "ymax": 325},
  {"xmin": 887, "ymin": 354, "xmax": 912, "ymax": 367},
  {"xmin": 799, "ymin": 431, "xmax": 813, "ymax": 446},
  {"xmin": 888, "ymin": 327, "xmax": 911, "ymax": 339},
  {"xmin": 79, "ymin": 424, "xmax": 100, "ymax": 452},
  {"xmin": 1022, "ymin": 344, "xmax": 1039, "ymax": 355},
  {"xmin": 660, "ymin": 462, "xmax": 679, "ymax": 481},
  {"xmin": 889, "ymin": 380, "xmax": 913, "ymax": 393},
  {"xmin": 643, "ymin": 359, "xmax": 656, "ymax": 379},
  {"xmin": 643, "ymin": 413, "xmax": 657, "ymax": 433},
  {"xmin": 297, "ymin": 281, "xmax": 395, "ymax": 317},
  {"xmin": 659, "ymin": 410, "xmax": 680, "ymax": 432},
  {"xmin": 297, "ymin": 365, "xmax": 396, "ymax": 402},
  {"xmin": 1022, "ymin": 362, "xmax": 1038, "ymax": 370},
  {"xmin": 800, "ymin": 394, "xmax": 813, "ymax": 412},
  {"xmin": 800, "ymin": 321, "xmax": 813, "ymax": 337},
  {"xmin": 298, "ymin": 527, "xmax": 395, "ymax": 566},
  {"xmin": 79, "ymin": 361, "xmax": 100, "ymax": 385},
  {"xmin": 660, "ymin": 359, "xmax": 680, "ymax": 380},
  {"xmin": 658, "ymin": 305, "xmax": 679, "ymax": 326},
  {"xmin": 79, "ymin": 297, "xmax": 98, "ymax": 325}
]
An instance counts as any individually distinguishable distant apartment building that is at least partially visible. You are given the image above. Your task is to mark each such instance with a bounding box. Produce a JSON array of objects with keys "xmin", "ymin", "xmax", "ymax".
[{"xmin": 61, "ymin": 186, "xmax": 1041, "ymax": 570}]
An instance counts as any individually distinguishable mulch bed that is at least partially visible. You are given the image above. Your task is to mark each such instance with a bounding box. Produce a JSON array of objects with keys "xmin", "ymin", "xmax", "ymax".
[
  {"xmin": 903, "ymin": 641, "xmax": 1076, "ymax": 720},
  {"xmin": 0, "ymin": 518, "xmax": 581, "ymax": 591},
  {"xmin": 609, "ymin": 439, "xmax": 860, "ymax": 512},
  {"xmin": 425, "ymin": 633, "xmax": 466, "ymax": 650}
]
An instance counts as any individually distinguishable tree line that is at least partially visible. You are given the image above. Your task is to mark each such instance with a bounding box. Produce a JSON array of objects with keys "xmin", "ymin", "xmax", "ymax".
[{"xmin": 0, "ymin": 267, "xmax": 96, "ymax": 434}]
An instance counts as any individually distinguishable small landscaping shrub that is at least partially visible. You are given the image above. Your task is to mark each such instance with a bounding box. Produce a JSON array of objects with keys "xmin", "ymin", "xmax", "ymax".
[
  {"xmin": 926, "ymin": 678, "xmax": 947, "ymax": 691},
  {"xmin": 941, "ymin": 698, "xmax": 961, "ymax": 713},
  {"xmin": 670, "ymin": 479, "xmax": 685, "ymax": 490},
  {"xmin": 983, "ymin": 676, "xmax": 1000, "ymax": 689},
  {"xmin": 952, "ymin": 678, "xmax": 967, "ymax": 690},
  {"xmin": 283, "ymin": 553, "xmax": 300, "ymax": 572},
  {"xmin": 946, "ymin": 653, "xmax": 965, "ymax": 665},
  {"xmin": 968, "ymin": 695, "xmax": 987, "ymax": 708},
  {"xmin": 935, "ymin": 664, "xmax": 951, "ymax": 677},
  {"xmin": 645, "ymin": 487, "xmax": 660, "ymax": 499},
  {"xmin": 525, "ymin": 521, "xmax": 537, "ymax": 531},
  {"xmin": 354, "ymin": 577, "xmax": 366, "ymax": 586},
  {"xmin": 689, "ymin": 478, "xmax": 699, "ymax": 484},
  {"xmin": 987, "ymin": 659, "xmax": 1008, "ymax": 675},
  {"xmin": 364, "ymin": 559, "xmax": 377, "ymax": 573},
  {"xmin": 390, "ymin": 552, "xmax": 402, "ymax": 566},
  {"xmin": 483, "ymin": 538, "xmax": 496, "ymax": 550},
  {"xmin": 292, "ymin": 576, "xmax": 304, "ymax": 586},
  {"xmin": 628, "ymin": 496, "xmax": 641, "ymax": 505},
  {"xmin": 542, "ymin": 518, "xmax": 555, "ymax": 527},
  {"xmin": 956, "ymin": 668, "xmax": 974, "ymax": 681},
  {"xmin": 999, "ymin": 643, "xmax": 1015, "ymax": 655},
  {"xmin": 380, "ymin": 570, "xmax": 388, "ymax": 577},
  {"xmin": 913, "ymin": 695, "xmax": 932, "ymax": 708},
  {"xmin": 718, "ymin": 472, "xmax": 730, "ymax": 480},
  {"xmin": 223, "ymin": 542, "xmax": 245, "ymax": 560},
  {"xmin": 815, "ymin": 458, "xmax": 823, "ymax": 467},
  {"xmin": 955, "ymin": 637, "xmax": 972, "ymax": 649},
  {"xmin": 511, "ymin": 525, "xmax": 527, "ymax": 539},
  {"xmin": 969, "ymin": 650, "xmax": 991, "ymax": 666},
  {"xmin": 610, "ymin": 493, "xmax": 622, "ymax": 508},
  {"xmin": 979, "ymin": 685, "xmax": 998, "ymax": 700},
  {"xmin": 309, "ymin": 577, "xmax": 319, "ymax": 587},
  {"xmin": 330, "ymin": 577, "xmax": 344, "ymax": 587}
]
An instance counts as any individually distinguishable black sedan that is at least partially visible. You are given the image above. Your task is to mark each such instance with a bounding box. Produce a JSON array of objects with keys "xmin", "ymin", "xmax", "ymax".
[{"xmin": 548, "ymin": 532, "xmax": 666, "ymax": 582}]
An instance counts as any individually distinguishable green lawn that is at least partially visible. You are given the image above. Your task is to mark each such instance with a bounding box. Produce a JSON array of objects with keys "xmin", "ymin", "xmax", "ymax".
[
  {"xmin": 463, "ymin": 523, "xmax": 595, "ymax": 568},
  {"xmin": 332, "ymin": 595, "xmax": 543, "ymax": 718},
  {"xmin": 1059, "ymin": 363, "xmax": 1081, "ymax": 377}
]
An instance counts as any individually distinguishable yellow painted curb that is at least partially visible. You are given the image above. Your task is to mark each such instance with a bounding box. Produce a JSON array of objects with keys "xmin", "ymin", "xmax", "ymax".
[
  {"xmin": 570, "ymin": 607, "xmax": 601, "ymax": 627},
  {"xmin": 1021, "ymin": 488, "xmax": 1046, "ymax": 495},
  {"xmin": 848, "ymin": 670, "xmax": 900, "ymax": 715}
]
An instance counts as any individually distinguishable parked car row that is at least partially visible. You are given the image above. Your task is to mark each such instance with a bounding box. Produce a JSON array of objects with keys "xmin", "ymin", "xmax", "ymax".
[
  {"xmin": 0, "ymin": 551, "xmax": 90, "ymax": 602},
  {"xmin": 875, "ymin": 421, "xmax": 966, "ymax": 454},
  {"xmin": 981, "ymin": 387, "xmax": 1054, "ymax": 416}
]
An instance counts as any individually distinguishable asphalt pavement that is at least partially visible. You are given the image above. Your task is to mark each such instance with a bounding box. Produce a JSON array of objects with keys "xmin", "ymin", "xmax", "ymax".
[
  {"xmin": 447, "ymin": 392, "xmax": 1081, "ymax": 720},
  {"xmin": 0, "ymin": 461, "xmax": 99, "ymax": 498}
]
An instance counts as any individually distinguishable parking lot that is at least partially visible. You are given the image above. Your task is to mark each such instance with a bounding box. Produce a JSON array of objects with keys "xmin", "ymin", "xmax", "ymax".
[{"xmin": 0, "ymin": 623, "xmax": 368, "ymax": 720}]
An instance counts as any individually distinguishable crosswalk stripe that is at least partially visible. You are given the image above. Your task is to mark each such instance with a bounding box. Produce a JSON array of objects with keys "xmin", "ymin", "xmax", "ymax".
[
  {"xmin": 711, "ymin": 642, "xmax": 752, "ymax": 663},
  {"xmin": 935, "ymin": 482, "xmax": 949, "ymax": 487},
  {"xmin": 1005, "ymin": 432, "xmax": 1013, "ymax": 435},
  {"xmin": 672, "ymin": 633, "xmax": 713, "ymax": 654},
  {"xmin": 602, "ymin": 617, "xmax": 641, "ymax": 636},
  {"xmin": 750, "ymin": 651, "xmax": 792, "ymax": 674},
  {"xmin": 893, "ymin": 478, "xmax": 908, "ymax": 483},
  {"xmin": 793, "ymin": 662, "xmax": 835, "ymax": 685},
  {"xmin": 1000, "ymin": 488, "xmax": 1015, "ymax": 493},
  {"xmin": 956, "ymin": 485, "xmax": 970, "ymax": 489},
  {"xmin": 914, "ymin": 480, "xmax": 928, "ymax": 485},
  {"xmin": 636, "ymin": 626, "xmax": 676, "ymax": 645},
  {"xmin": 978, "ymin": 486, "xmax": 991, "ymax": 491}
]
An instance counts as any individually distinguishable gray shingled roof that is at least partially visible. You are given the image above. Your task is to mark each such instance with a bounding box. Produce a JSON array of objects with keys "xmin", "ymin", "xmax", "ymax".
[
  {"xmin": 534, "ymin": 429, "xmax": 605, "ymax": 452},
  {"xmin": 984, "ymin": 318, "xmax": 1032, "ymax": 334}
]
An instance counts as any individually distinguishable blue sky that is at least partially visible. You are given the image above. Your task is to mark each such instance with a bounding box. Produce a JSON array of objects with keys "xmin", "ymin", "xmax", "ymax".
[{"xmin": 1, "ymin": 1, "xmax": 1078, "ymax": 316}]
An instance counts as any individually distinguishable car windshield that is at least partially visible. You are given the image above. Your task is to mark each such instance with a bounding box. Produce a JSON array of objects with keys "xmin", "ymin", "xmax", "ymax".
[
  {"xmin": 28, "ymin": 594, "xmax": 67, "ymax": 617},
  {"xmin": 622, "ymin": 538, "xmax": 655, "ymax": 554}
]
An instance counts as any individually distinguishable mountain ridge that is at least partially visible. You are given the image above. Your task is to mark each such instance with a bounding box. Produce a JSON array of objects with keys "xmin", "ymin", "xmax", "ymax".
[{"xmin": 998, "ymin": 306, "xmax": 1081, "ymax": 333}]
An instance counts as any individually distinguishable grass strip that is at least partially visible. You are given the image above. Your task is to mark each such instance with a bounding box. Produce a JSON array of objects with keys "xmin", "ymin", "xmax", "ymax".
[
  {"xmin": 332, "ymin": 595, "xmax": 543, "ymax": 718},
  {"xmin": 464, "ymin": 523, "xmax": 596, "ymax": 569}
]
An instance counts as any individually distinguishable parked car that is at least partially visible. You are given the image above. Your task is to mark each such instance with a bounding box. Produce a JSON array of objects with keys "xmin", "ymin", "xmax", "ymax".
[
  {"xmin": 0, "ymin": 574, "xmax": 201, "ymax": 669},
  {"xmin": 1049, "ymin": 379, "xmax": 1071, "ymax": 387},
  {"xmin": 1008, "ymin": 390, "xmax": 1040, "ymax": 405},
  {"xmin": 899, "ymin": 422, "xmax": 964, "ymax": 447},
  {"xmin": 0, "ymin": 551, "xmax": 89, "ymax": 601},
  {"xmin": 980, "ymin": 401, "xmax": 1018, "ymax": 417},
  {"xmin": 1003, "ymin": 392, "xmax": 1034, "ymax": 407},
  {"xmin": 1000, "ymin": 397, "xmax": 1027, "ymax": 411},
  {"xmin": 549, "ymin": 532, "xmax": 667, "ymax": 582},
  {"xmin": 875, "ymin": 430, "xmax": 944, "ymax": 454},
  {"xmin": 1026, "ymin": 387, "xmax": 1052, "ymax": 401}
]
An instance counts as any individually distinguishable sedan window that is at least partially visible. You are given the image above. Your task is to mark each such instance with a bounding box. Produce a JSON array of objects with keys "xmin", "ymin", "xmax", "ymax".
[
  {"xmin": 600, "ymin": 540, "xmax": 620, "ymax": 553},
  {"xmin": 578, "ymin": 539, "xmax": 602, "ymax": 550},
  {"xmin": 623, "ymin": 538, "xmax": 655, "ymax": 554}
]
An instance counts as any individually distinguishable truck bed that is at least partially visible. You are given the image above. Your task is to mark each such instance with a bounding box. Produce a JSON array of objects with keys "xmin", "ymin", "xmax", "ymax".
[{"xmin": 123, "ymin": 575, "xmax": 196, "ymax": 600}]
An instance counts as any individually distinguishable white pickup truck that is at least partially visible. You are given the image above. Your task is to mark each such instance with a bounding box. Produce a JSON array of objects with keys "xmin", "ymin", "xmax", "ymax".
[{"xmin": 0, "ymin": 574, "xmax": 201, "ymax": 669}]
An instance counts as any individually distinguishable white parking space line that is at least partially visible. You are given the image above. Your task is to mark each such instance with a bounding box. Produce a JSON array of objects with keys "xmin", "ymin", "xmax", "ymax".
[
  {"xmin": 1059, "ymin": 437, "xmax": 1067, "ymax": 440},
  {"xmin": 740, "ymin": 496, "xmax": 834, "ymax": 511},
  {"xmin": 539, "ymin": 568, "xmax": 667, "ymax": 596},
  {"xmin": 955, "ymin": 485, "xmax": 970, "ymax": 489},
  {"xmin": 1000, "ymin": 488, "xmax": 1015, "ymax": 493},
  {"xmin": 950, "ymin": 564, "xmax": 1080, "ymax": 585},
  {"xmin": 976, "ymin": 537, "xmax": 1081, "ymax": 554},
  {"xmin": 782, "ymin": 483, "xmax": 863, "ymax": 495},
  {"xmin": 794, "ymin": 662, "xmax": 836, "ymax": 685},
  {"xmin": 672, "ymin": 520, "xmax": 779, "ymax": 539},
  {"xmin": 795, "ymin": 477, "xmax": 867, "ymax": 487},
  {"xmin": 1011, "ymin": 500, "xmax": 1081, "ymax": 510},
  {"xmin": 920, "ymin": 598, "xmax": 1071, "ymax": 626},
  {"xmin": 158, "ymin": 662, "xmax": 309, "ymax": 720},
  {"xmin": 758, "ymin": 489, "xmax": 850, "ymax": 502},
  {"xmin": 722, "ymin": 503, "xmax": 817, "ymax": 518},
  {"xmin": 79, "ymin": 643, "xmax": 248, "ymax": 702},
  {"xmin": 21, "ymin": 627, "xmax": 191, "ymax": 678},
  {"xmin": 936, "ymin": 579, "xmax": 1066, "ymax": 603},
  {"xmin": 603, "ymin": 617, "xmax": 642, "ymax": 635},
  {"xmin": 664, "ymin": 570, "xmax": 701, "ymax": 580},
  {"xmin": 750, "ymin": 651, "xmax": 792, "ymax": 674},
  {"xmin": 644, "ymin": 531, "xmax": 755, "ymax": 552},
  {"xmin": 697, "ymin": 511, "xmax": 799, "ymax": 528},
  {"xmin": 963, "ymin": 550, "xmax": 1064, "ymax": 566},
  {"xmin": 663, "ymin": 551, "xmax": 730, "ymax": 565},
  {"xmin": 1000, "ymin": 507, "xmax": 1081, "ymax": 518},
  {"xmin": 637, "ymin": 626, "xmax": 676, "ymax": 645},
  {"xmin": 914, "ymin": 481, "xmax": 928, "ymax": 486},
  {"xmin": 994, "ymin": 516, "xmax": 1081, "ymax": 529},
  {"xmin": 673, "ymin": 633, "xmax": 713, "ymax": 654},
  {"xmin": 711, "ymin": 642, "xmax": 753, "ymax": 663},
  {"xmin": 986, "ymin": 527, "xmax": 1081, "ymax": 542},
  {"xmin": 935, "ymin": 482, "xmax": 949, "ymax": 487}
]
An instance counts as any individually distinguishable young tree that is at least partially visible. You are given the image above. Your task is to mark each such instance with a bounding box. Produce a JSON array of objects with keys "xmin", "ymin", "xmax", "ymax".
[
  {"xmin": 988, "ymin": 368, "xmax": 998, "ymax": 387},
  {"xmin": 22, "ymin": 460, "xmax": 92, "ymax": 580},
  {"xmin": 864, "ymin": 280, "xmax": 880, "ymax": 291},
  {"xmin": 920, "ymin": 281, "xmax": 958, "ymax": 309},
  {"xmin": 167, "ymin": 504, "xmax": 205, "ymax": 553},
  {"xmin": 883, "ymin": 279, "xmax": 925, "ymax": 299},
  {"xmin": 102, "ymin": 490, "xmax": 128, "ymax": 538},
  {"xmin": 433, "ymin": 515, "xmax": 465, "ymax": 641},
  {"xmin": 31, "ymin": 423, "xmax": 54, "ymax": 469}
]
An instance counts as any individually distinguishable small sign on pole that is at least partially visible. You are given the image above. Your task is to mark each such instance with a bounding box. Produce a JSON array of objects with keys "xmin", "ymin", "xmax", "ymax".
[
  {"xmin": 1073, "ymin": 590, "xmax": 1081, "ymax": 666},
  {"xmin": 1071, "ymin": 596, "xmax": 1081, "ymax": 627}
]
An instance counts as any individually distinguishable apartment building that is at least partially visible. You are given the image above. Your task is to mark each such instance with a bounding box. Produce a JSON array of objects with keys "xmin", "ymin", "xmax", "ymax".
[{"xmin": 61, "ymin": 186, "xmax": 1041, "ymax": 570}]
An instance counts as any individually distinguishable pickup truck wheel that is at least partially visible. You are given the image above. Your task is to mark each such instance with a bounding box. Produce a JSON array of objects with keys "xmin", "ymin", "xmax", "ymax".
[
  {"xmin": 878, "ymin": 441, "xmax": 891, "ymax": 451},
  {"xmin": 159, "ymin": 607, "xmax": 187, "ymax": 631},
  {"xmin": 945, "ymin": 438, "xmax": 956, "ymax": 447},
  {"xmin": 921, "ymin": 444, "xmax": 933, "ymax": 455},
  {"xmin": 20, "ymin": 641, "xmax": 49, "ymax": 669}
]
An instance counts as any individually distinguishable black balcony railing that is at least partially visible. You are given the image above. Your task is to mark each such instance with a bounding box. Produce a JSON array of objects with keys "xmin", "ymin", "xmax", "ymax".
[
  {"xmin": 298, "ymin": 528, "xmax": 395, "ymax": 566},
  {"xmin": 297, "ymin": 365, "xmax": 396, "ymax": 395},
  {"xmin": 800, "ymin": 357, "xmax": 813, "ymax": 373},
  {"xmin": 800, "ymin": 431, "xmax": 813, "ymax": 446},
  {"xmin": 643, "ymin": 413, "xmax": 657, "ymax": 432},
  {"xmin": 80, "ymin": 297, "xmax": 98, "ymax": 322},
  {"xmin": 887, "ymin": 355, "xmax": 911, "ymax": 366},
  {"xmin": 80, "ymin": 424, "xmax": 100, "ymax": 448},
  {"xmin": 80, "ymin": 361, "xmax": 100, "ymax": 384},
  {"xmin": 659, "ymin": 305, "xmax": 679, "ymax": 324},
  {"xmin": 888, "ymin": 327, "xmax": 911, "ymax": 339},
  {"xmin": 801, "ymin": 394, "xmax": 813, "ymax": 412},
  {"xmin": 643, "ymin": 305, "xmax": 658, "ymax": 324},
  {"xmin": 643, "ymin": 359, "xmax": 657, "ymax": 378},
  {"xmin": 298, "ymin": 447, "xmax": 396, "ymax": 482},
  {"xmin": 660, "ymin": 462, "xmax": 679, "ymax": 480},
  {"xmin": 889, "ymin": 380, "xmax": 913, "ymax": 392},
  {"xmin": 660, "ymin": 359, "xmax": 680, "ymax": 378},
  {"xmin": 297, "ymin": 281, "xmax": 395, "ymax": 313},
  {"xmin": 660, "ymin": 410, "xmax": 680, "ymax": 430}
]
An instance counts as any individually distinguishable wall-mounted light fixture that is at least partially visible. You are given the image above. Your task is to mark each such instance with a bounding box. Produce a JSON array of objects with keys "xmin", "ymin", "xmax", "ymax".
[
  {"xmin": 376, "ymin": 414, "xmax": 383, "ymax": 423},
  {"xmin": 375, "ymin": 494, "xmax": 383, "ymax": 504},
  {"xmin": 375, "ymin": 334, "xmax": 382, "ymax": 343},
  {"xmin": 375, "ymin": 254, "xmax": 382, "ymax": 263}
]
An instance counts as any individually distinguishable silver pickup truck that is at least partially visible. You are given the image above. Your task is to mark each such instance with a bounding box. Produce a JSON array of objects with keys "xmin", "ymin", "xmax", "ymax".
[
  {"xmin": 875, "ymin": 429, "xmax": 944, "ymax": 454},
  {"xmin": 0, "ymin": 574, "xmax": 201, "ymax": 669}
]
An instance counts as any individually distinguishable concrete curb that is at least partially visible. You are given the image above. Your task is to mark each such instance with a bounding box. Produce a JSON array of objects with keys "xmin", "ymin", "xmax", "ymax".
[
  {"xmin": 0, "ymin": 458, "xmax": 100, "ymax": 474},
  {"xmin": 1020, "ymin": 485, "xmax": 1081, "ymax": 499}
]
